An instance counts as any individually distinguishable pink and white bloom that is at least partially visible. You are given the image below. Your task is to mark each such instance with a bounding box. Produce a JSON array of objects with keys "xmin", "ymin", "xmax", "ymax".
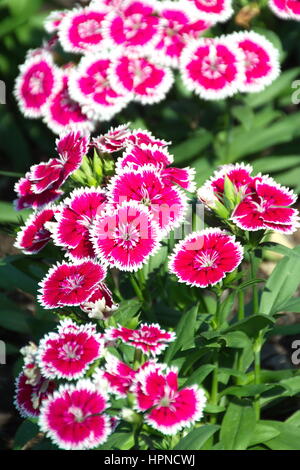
[
  {"xmin": 38, "ymin": 319, "xmax": 104, "ymax": 380},
  {"xmin": 54, "ymin": 187, "xmax": 107, "ymax": 260},
  {"xmin": 116, "ymin": 143, "xmax": 174, "ymax": 172},
  {"xmin": 109, "ymin": 54, "xmax": 174, "ymax": 105},
  {"xmin": 38, "ymin": 259, "xmax": 107, "ymax": 308},
  {"xmin": 95, "ymin": 353, "xmax": 136, "ymax": 398},
  {"xmin": 188, "ymin": 0, "xmax": 233, "ymax": 23},
  {"xmin": 14, "ymin": 372, "xmax": 55, "ymax": 418},
  {"xmin": 197, "ymin": 162, "xmax": 255, "ymax": 209},
  {"xmin": 14, "ymin": 51, "xmax": 60, "ymax": 118},
  {"xmin": 180, "ymin": 37, "xmax": 244, "ymax": 100},
  {"xmin": 127, "ymin": 129, "xmax": 170, "ymax": 147},
  {"xmin": 91, "ymin": 201, "xmax": 161, "ymax": 272},
  {"xmin": 43, "ymin": 73, "xmax": 95, "ymax": 135},
  {"xmin": 39, "ymin": 380, "xmax": 111, "ymax": 450},
  {"xmin": 108, "ymin": 166, "xmax": 187, "ymax": 232},
  {"xmin": 232, "ymin": 176, "xmax": 300, "ymax": 234},
  {"xmin": 169, "ymin": 228, "xmax": 243, "ymax": 287},
  {"xmin": 58, "ymin": 7, "xmax": 108, "ymax": 53},
  {"xmin": 132, "ymin": 362, "xmax": 207, "ymax": 435},
  {"xmin": 69, "ymin": 54, "xmax": 131, "ymax": 121},
  {"xmin": 44, "ymin": 10, "xmax": 68, "ymax": 33},
  {"xmin": 103, "ymin": 0, "xmax": 161, "ymax": 53},
  {"xmin": 269, "ymin": 0, "xmax": 300, "ymax": 20},
  {"xmin": 15, "ymin": 207, "xmax": 55, "ymax": 254},
  {"xmin": 14, "ymin": 176, "xmax": 62, "ymax": 211},
  {"xmin": 155, "ymin": 1, "xmax": 211, "ymax": 68},
  {"xmin": 80, "ymin": 282, "xmax": 118, "ymax": 319},
  {"xmin": 105, "ymin": 323, "xmax": 176, "ymax": 356},
  {"xmin": 92, "ymin": 123, "xmax": 132, "ymax": 153},
  {"xmin": 232, "ymin": 31, "xmax": 280, "ymax": 93},
  {"xmin": 30, "ymin": 132, "xmax": 89, "ymax": 194}
]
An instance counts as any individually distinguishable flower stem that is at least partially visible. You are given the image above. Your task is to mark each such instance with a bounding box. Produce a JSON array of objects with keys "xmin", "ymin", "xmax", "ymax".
[
  {"xmin": 210, "ymin": 293, "xmax": 221, "ymax": 424},
  {"xmin": 253, "ymin": 337, "xmax": 262, "ymax": 420},
  {"xmin": 249, "ymin": 252, "xmax": 259, "ymax": 314},
  {"xmin": 130, "ymin": 274, "xmax": 144, "ymax": 303}
]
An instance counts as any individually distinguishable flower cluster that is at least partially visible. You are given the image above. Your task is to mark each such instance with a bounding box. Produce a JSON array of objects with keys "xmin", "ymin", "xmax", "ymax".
[
  {"xmin": 197, "ymin": 163, "xmax": 300, "ymax": 234},
  {"xmin": 14, "ymin": 0, "xmax": 281, "ymax": 134},
  {"xmin": 15, "ymin": 126, "xmax": 194, "ymax": 315},
  {"xmin": 15, "ymin": 319, "xmax": 207, "ymax": 449}
]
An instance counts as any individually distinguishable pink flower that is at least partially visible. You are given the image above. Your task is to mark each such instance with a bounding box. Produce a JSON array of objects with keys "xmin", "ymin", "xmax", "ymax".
[
  {"xmin": 132, "ymin": 363, "xmax": 206, "ymax": 435},
  {"xmin": 30, "ymin": 132, "xmax": 89, "ymax": 194},
  {"xmin": 54, "ymin": 187, "xmax": 107, "ymax": 260},
  {"xmin": 69, "ymin": 54, "xmax": 131, "ymax": 121},
  {"xmin": 108, "ymin": 166, "xmax": 187, "ymax": 232},
  {"xmin": 14, "ymin": 131, "xmax": 88, "ymax": 211},
  {"xmin": 105, "ymin": 323, "xmax": 176, "ymax": 356},
  {"xmin": 14, "ymin": 51, "xmax": 60, "ymax": 118},
  {"xmin": 58, "ymin": 6, "xmax": 108, "ymax": 53},
  {"xmin": 269, "ymin": 0, "xmax": 300, "ymax": 20},
  {"xmin": 116, "ymin": 143, "xmax": 174, "ymax": 172},
  {"xmin": 14, "ymin": 372, "xmax": 55, "ymax": 418},
  {"xmin": 44, "ymin": 10, "xmax": 68, "ymax": 33},
  {"xmin": 43, "ymin": 73, "xmax": 95, "ymax": 135},
  {"xmin": 197, "ymin": 162, "xmax": 255, "ymax": 209},
  {"xmin": 39, "ymin": 380, "xmax": 112, "ymax": 450},
  {"xmin": 127, "ymin": 129, "xmax": 170, "ymax": 147},
  {"xmin": 14, "ymin": 177, "xmax": 62, "ymax": 211},
  {"xmin": 180, "ymin": 37, "xmax": 244, "ymax": 100},
  {"xmin": 91, "ymin": 201, "xmax": 161, "ymax": 272},
  {"xmin": 103, "ymin": 0, "xmax": 161, "ymax": 52},
  {"xmin": 232, "ymin": 31, "xmax": 280, "ymax": 93},
  {"xmin": 169, "ymin": 228, "xmax": 243, "ymax": 287},
  {"xmin": 38, "ymin": 259, "xmax": 107, "ymax": 308},
  {"xmin": 109, "ymin": 54, "xmax": 174, "ymax": 105},
  {"xmin": 92, "ymin": 123, "xmax": 132, "ymax": 153},
  {"xmin": 15, "ymin": 207, "xmax": 55, "ymax": 254},
  {"xmin": 155, "ymin": 2, "xmax": 211, "ymax": 68},
  {"xmin": 189, "ymin": 0, "xmax": 233, "ymax": 22},
  {"xmin": 80, "ymin": 282, "xmax": 118, "ymax": 319},
  {"xmin": 95, "ymin": 353, "xmax": 136, "ymax": 398},
  {"xmin": 38, "ymin": 319, "xmax": 104, "ymax": 380},
  {"xmin": 232, "ymin": 177, "xmax": 299, "ymax": 233}
]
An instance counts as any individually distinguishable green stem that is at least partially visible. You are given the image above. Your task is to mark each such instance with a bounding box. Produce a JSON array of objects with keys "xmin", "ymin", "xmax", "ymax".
[
  {"xmin": 130, "ymin": 274, "xmax": 144, "ymax": 303},
  {"xmin": 254, "ymin": 340, "xmax": 262, "ymax": 420},
  {"xmin": 250, "ymin": 252, "xmax": 259, "ymax": 315},
  {"xmin": 210, "ymin": 293, "xmax": 221, "ymax": 424}
]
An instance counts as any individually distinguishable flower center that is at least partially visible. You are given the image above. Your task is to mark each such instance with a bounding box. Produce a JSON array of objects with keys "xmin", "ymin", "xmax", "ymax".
[
  {"xmin": 244, "ymin": 50, "xmax": 259, "ymax": 70},
  {"xmin": 78, "ymin": 19, "xmax": 102, "ymax": 39},
  {"xmin": 29, "ymin": 72, "xmax": 45, "ymax": 95},
  {"xmin": 194, "ymin": 250, "xmax": 219, "ymax": 269},
  {"xmin": 61, "ymin": 274, "xmax": 85, "ymax": 293},
  {"xmin": 201, "ymin": 53, "xmax": 227, "ymax": 79},
  {"xmin": 69, "ymin": 406, "xmax": 86, "ymax": 423},
  {"xmin": 124, "ymin": 14, "xmax": 144, "ymax": 38},
  {"xmin": 60, "ymin": 341, "xmax": 83, "ymax": 360},
  {"xmin": 114, "ymin": 223, "xmax": 140, "ymax": 249}
]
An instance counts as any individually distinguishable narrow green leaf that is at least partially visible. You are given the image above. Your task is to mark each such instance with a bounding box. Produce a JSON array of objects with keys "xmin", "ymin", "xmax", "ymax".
[{"xmin": 174, "ymin": 425, "xmax": 219, "ymax": 450}]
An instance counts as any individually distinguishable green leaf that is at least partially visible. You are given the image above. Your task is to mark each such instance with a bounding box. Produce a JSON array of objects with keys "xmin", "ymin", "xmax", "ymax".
[
  {"xmin": 96, "ymin": 432, "xmax": 134, "ymax": 450},
  {"xmin": 223, "ymin": 315, "xmax": 275, "ymax": 338},
  {"xmin": 220, "ymin": 399, "xmax": 256, "ymax": 450},
  {"xmin": 114, "ymin": 299, "xmax": 142, "ymax": 324},
  {"xmin": 285, "ymin": 410, "xmax": 300, "ymax": 427},
  {"xmin": 13, "ymin": 420, "xmax": 39, "ymax": 450},
  {"xmin": 221, "ymin": 384, "xmax": 275, "ymax": 398},
  {"xmin": 171, "ymin": 129, "xmax": 212, "ymax": 164},
  {"xmin": 164, "ymin": 305, "xmax": 198, "ymax": 362},
  {"xmin": 0, "ymin": 202, "xmax": 30, "ymax": 223},
  {"xmin": 174, "ymin": 425, "xmax": 219, "ymax": 450},
  {"xmin": 260, "ymin": 247, "xmax": 300, "ymax": 315},
  {"xmin": 261, "ymin": 421, "xmax": 300, "ymax": 450},
  {"xmin": 248, "ymin": 422, "xmax": 281, "ymax": 447},
  {"xmin": 183, "ymin": 364, "xmax": 215, "ymax": 387}
]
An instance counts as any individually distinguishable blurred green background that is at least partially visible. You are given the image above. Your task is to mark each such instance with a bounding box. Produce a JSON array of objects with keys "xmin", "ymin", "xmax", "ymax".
[{"xmin": 1, "ymin": 0, "xmax": 300, "ymax": 449}]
